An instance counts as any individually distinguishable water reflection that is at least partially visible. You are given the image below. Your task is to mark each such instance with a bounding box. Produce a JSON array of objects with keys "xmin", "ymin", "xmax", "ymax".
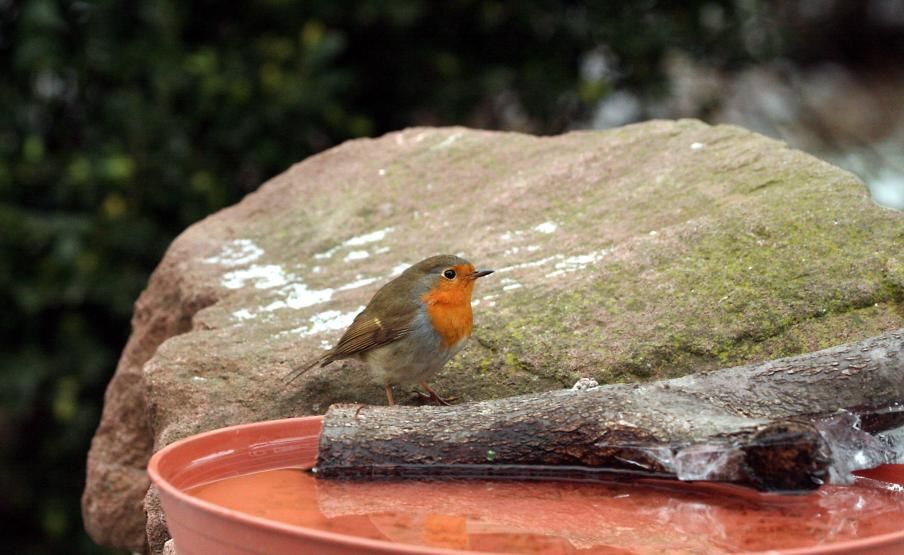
[{"xmin": 190, "ymin": 467, "xmax": 904, "ymax": 554}]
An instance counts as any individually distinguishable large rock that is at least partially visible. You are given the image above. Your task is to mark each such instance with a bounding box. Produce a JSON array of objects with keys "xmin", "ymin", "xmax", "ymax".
[{"xmin": 82, "ymin": 121, "xmax": 904, "ymax": 552}]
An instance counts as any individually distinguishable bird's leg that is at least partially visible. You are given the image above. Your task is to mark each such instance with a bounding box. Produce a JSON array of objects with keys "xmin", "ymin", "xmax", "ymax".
[
  {"xmin": 384, "ymin": 382, "xmax": 396, "ymax": 406},
  {"xmin": 418, "ymin": 381, "xmax": 457, "ymax": 406}
]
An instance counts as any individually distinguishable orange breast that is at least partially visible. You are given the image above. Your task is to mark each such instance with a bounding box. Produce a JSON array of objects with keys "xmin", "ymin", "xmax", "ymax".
[{"xmin": 422, "ymin": 283, "xmax": 474, "ymax": 348}]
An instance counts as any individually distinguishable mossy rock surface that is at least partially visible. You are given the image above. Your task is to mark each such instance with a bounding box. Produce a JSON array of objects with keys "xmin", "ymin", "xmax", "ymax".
[{"xmin": 84, "ymin": 120, "xmax": 904, "ymax": 553}]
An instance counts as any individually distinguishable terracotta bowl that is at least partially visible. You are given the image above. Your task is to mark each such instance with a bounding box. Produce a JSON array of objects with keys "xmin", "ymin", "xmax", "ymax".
[{"xmin": 148, "ymin": 416, "xmax": 904, "ymax": 555}]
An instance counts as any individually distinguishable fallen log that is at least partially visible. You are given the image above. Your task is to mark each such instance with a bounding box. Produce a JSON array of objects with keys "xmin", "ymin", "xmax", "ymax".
[{"xmin": 314, "ymin": 329, "xmax": 904, "ymax": 491}]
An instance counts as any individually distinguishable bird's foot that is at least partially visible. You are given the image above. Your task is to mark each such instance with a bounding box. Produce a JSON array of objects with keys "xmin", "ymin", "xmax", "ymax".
[{"xmin": 418, "ymin": 382, "xmax": 457, "ymax": 406}]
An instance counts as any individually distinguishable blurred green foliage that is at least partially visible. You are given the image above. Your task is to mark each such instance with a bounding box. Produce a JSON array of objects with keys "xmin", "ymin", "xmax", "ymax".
[{"xmin": 0, "ymin": 1, "xmax": 776, "ymax": 553}]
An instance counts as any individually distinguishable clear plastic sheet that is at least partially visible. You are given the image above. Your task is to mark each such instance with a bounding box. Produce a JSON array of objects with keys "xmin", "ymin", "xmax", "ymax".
[{"xmin": 666, "ymin": 408, "xmax": 904, "ymax": 486}]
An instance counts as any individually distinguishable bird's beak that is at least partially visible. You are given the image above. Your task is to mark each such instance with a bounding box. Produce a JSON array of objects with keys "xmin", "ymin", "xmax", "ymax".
[{"xmin": 469, "ymin": 269, "xmax": 494, "ymax": 279}]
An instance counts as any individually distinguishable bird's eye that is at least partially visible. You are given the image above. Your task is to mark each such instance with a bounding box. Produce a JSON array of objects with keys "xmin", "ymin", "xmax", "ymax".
[{"xmin": 442, "ymin": 269, "xmax": 456, "ymax": 280}]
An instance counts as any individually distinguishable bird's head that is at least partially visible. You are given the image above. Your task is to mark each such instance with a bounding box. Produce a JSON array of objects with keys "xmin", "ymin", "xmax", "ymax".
[{"xmin": 405, "ymin": 254, "xmax": 493, "ymax": 304}]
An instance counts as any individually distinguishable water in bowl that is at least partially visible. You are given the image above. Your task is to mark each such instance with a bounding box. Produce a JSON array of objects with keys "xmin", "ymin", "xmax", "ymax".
[{"xmin": 189, "ymin": 466, "xmax": 904, "ymax": 554}]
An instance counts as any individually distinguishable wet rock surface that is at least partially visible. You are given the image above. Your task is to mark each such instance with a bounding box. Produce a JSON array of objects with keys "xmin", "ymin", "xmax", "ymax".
[{"xmin": 82, "ymin": 121, "xmax": 904, "ymax": 551}]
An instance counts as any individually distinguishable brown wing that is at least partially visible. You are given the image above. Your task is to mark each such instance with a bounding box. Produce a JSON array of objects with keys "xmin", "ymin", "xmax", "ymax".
[
  {"xmin": 286, "ymin": 274, "xmax": 424, "ymax": 384},
  {"xmin": 326, "ymin": 301, "xmax": 417, "ymax": 361},
  {"xmin": 285, "ymin": 308, "xmax": 412, "ymax": 384}
]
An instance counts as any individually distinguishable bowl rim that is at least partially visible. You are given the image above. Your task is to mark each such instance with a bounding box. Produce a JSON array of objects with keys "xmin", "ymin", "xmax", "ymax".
[
  {"xmin": 147, "ymin": 415, "xmax": 904, "ymax": 555},
  {"xmin": 148, "ymin": 415, "xmax": 483, "ymax": 554}
]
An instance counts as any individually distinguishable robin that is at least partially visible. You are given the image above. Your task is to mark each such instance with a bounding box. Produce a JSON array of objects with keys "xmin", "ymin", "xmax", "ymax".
[{"xmin": 287, "ymin": 254, "xmax": 493, "ymax": 405}]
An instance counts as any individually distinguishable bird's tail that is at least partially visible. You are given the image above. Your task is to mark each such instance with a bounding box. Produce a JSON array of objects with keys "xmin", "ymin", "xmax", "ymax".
[{"xmin": 285, "ymin": 355, "xmax": 329, "ymax": 385}]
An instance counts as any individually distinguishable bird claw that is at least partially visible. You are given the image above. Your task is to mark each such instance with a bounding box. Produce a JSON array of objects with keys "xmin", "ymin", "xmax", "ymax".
[{"xmin": 416, "ymin": 390, "xmax": 457, "ymax": 406}]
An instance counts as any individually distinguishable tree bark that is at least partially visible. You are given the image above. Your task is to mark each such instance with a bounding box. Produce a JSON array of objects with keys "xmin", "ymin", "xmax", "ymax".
[{"xmin": 315, "ymin": 329, "xmax": 904, "ymax": 491}]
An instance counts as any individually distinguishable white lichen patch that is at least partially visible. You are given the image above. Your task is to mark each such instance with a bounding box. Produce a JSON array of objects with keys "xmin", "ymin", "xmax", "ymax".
[
  {"xmin": 281, "ymin": 306, "xmax": 364, "ymax": 337},
  {"xmin": 310, "ymin": 307, "xmax": 361, "ymax": 334},
  {"xmin": 314, "ymin": 245, "xmax": 340, "ymax": 260},
  {"xmin": 222, "ymin": 264, "xmax": 290, "ymax": 289},
  {"xmin": 278, "ymin": 282, "xmax": 335, "ymax": 309},
  {"xmin": 204, "ymin": 239, "xmax": 264, "ymax": 266},
  {"xmin": 390, "ymin": 262, "xmax": 410, "ymax": 276},
  {"xmin": 232, "ymin": 308, "xmax": 254, "ymax": 321},
  {"xmin": 496, "ymin": 255, "xmax": 561, "ymax": 273},
  {"xmin": 563, "ymin": 251, "xmax": 607, "ymax": 268},
  {"xmin": 545, "ymin": 250, "xmax": 608, "ymax": 278},
  {"xmin": 432, "ymin": 132, "xmax": 462, "ymax": 150},
  {"xmin": 503, "ymin": 244, "xmax": 540, "ymax": 256},
  {"xmin": 261, "ymin": 300, "xmax": 288, "ymax": 312},
  {"xmin": 231, "ymin": 285, "xmax": 334, "ymax": 323},
  {"xmin": 534, "ymin": 221, "xmax": 558, "ymax": 234},
  {"xmin": 499, "ymin": 230, "xmax": 526, "ymax": 242},
  {"xmin": 500, "ymin": 277, "xmax": 523, "ymax": 291},
  {"xmin": 497, "ymin": 250, "xmax": 607, "ymax": 279},
  {"xmin": 338, "ymin": 276, "xmax": 378, "ymax": 291},
  {"xmin": 343, "ymin": 250, "xmax": 369, "ymax": 262},
  {"xmin": 227, "ymin": 269, "xmax": 386, "ymax": 324},
  {"xmin": 316, "ymin": 227, "xmax": 394, "ymax": 264},
  {"xmin": 344, "ymin": 227, "xmax": 394, "ymax": 247}
]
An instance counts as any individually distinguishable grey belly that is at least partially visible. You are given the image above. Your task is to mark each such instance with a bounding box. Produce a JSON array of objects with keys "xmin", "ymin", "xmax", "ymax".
[{"xmin": 361, "ymin": 323, "xmax": 466, "ymax": 384}]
